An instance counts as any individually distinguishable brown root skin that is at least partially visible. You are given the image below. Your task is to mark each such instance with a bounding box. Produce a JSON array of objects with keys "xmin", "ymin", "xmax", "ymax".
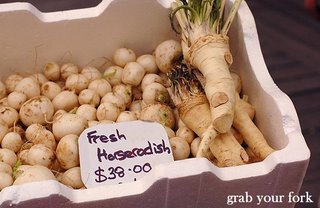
[
  {"xmin": 233, "ymin": 94, "xmax": 275, "ymax": 160},
  {"xmin": 187, "ymin": 34, "xmax": 236, "ymax": 134},
  {"xmin": 140, "ymin": 103, "xmax": 176, "ymax": 129},
  {"xmin": 209, "ymin": 131, "xmax": 249, "ymax": 167},
  {"xmin": 176, "ymin": 95, "xmax": 248, "ymax": 166}
]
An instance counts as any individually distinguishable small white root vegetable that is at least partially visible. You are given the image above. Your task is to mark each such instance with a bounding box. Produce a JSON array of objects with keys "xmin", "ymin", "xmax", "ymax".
[
  {"xmin": 142, "ymin": 82, "xmax": 171, "ymax": 105},
  {"xmin": 113, "ymin": 48, "xmax": 136, "ymax": 67},
  {"xmin": 19, "ymin": 96, "xmax": 54, "ymax": 127},
  {"xmin": 140, "ymin": 103, "xmax": 175, "ymax": 129},
  {"xmin": 136, "ymin": 54, "xmax": 158, "ymax": 74},
  {"xmin": 1, "ymin": 132, "xmax": 23, "ymax": 153},
  {"xmin": 12, "ymin": 125, "xmax": 26, "ymax": 137},
  {"xmin": 56, "ymin": 134, "xmax": 79, "ymax": 169},
  {"xmin": 7, "ymin": 91, "xmax": 27, "ymax": 110},
  {"xmin": 12, "ymin": 165, "xmax": 31, "ymax": 180},
  {"xmin": 76, "ymin": 104, "xmax": 97, "ymax": 121},
  {"xmin": 9, "ymin": 125, "xmax": 25, "ymax": 140},
  {"xmin": 78, "ymin": 89, "xmax": 100, "ymax": 107},
  {"xmin": 88, "ymin": 120, "xmax": 100, "ymax": 127},
  {"xmin": 14, "ymin": 77, "xmax": 40, "ymax": 99},
  {"xmin": 164, "ymin": 126, "xmax": 175, "ymax": 138},
  {"xmin": 27, "ymin": 144, "xmax": 55, "ymax": 168},
  {"xmin": 20, "ymin": 142, "xmax": 32, "ymax": 151},
  {"xmin": 169, "ymin": 136, "xmax": 190, "ymax": 160},
  {"xmin": 19, "ymin": 143, "xmax": 32, "ymax": 152},
  {"xmin": 52, "ymin": 109, "xmax": 67, "ymax": 121},
  {"xmin": 116, "ymin": 111, "xmax": 137, "ymax": 122},
  {"xmin": 176, "ymin": 126, "xmax": 195, "ymax": 144},
  {"xmin": 0, "ymin": 106, "xmax": 19, "ymax": 127},
  {"xmin": 96, "ymin": 102, "xmax": 120, "ymax": 122},
  {"xmin": 0, "ymin": 148, "xmax": 17, "ymax": 168},
  {"xmin": 13, "ymin": 165, "xmax": 56, "ymax": 185},
  {"xmin": 65, "ymin": 74, "xmax": 89, "ymax": 94},
  {"xmin": 129, "ymin": 100, "xmax": 142, "ymax": 112},
  {"xmin": 101, "ymin": 92, "xmax": 126, "ymax": 111},
  {"xmin": 154, "ymin": 40, "xmax": 182, "ymax": 73},
  {"xmin": 129, "ymin": 100, "xmax": 142, "ymax": 118},
  {"xmin": 81, "ymin": 66, "xmax": 102, "ymax": 81},
  {"xmin": 29, "ymin": 73, "xmax": 49, "ymax": 86},
  {"xmin": 41, "ymin": 81, "xmax": 62, "ymax": 100},
  {"xmin": 5, "ymin": 74, "xmax": 23, "ymax": 93},
  {"xmin": 60, "ymin": 167, "xmax": 84, "ymax": 189},
  {"xmin": 0, "ymin": 161, "xmax": 12, "ymax": 175},
  {"xmin": 190, "ymin": 137, "xmax": 201, "ymax": 157},
  {"xmin": 25, "ymin": 124, "xmax": 57, "ymax": 150},
  {"xmin": 0, "ymin": 119, "xmax": 9, "ymax": 143},
  {"xmin": 43, "ymin": 62, "xmax": 60, "ymax": 81},
  {"xmin": 60, "ymin": 63, "xmax": 79, "ymax": 80},
  {"xmin": 52, "ymin": 113, "xmax": 87, "ymax": 141},
  {"xmin": 113, "ymin": 84, "xmax": 132, "ymax": 107},
  {"xmin": 88, "ymin": 78, "xmax": 112, "ymax": 98},
  {"xmin": 0, "ymin": 172, "xmax": 13, "ymax": 191},
  {"xmin": 103, "ymin": 66, "xmax": 123, "ymax": 86},
  {"xmin": 0, "ymin": 81, "xmax": 6, "ymax": 99},
  {"xmin": 17, "ymin": 149, "xmax": 30, "ymax": 165},
  {"xmin": 122, "ymin": 62, "xmax": 146, "ymax": 86},
  {"xmin": 0, "ymin": 98, "xmax": 8, "ymax": 107},
  {"xmin": 55, "ymin": 80, "xmax": 65, "ymax": 89},
  {"xmin": 99, "ymin": 120, "xmax": 114, "ymax": 125},
  {"xmin": 52, "ymin": 90, "xmax": 79, "ymax": 112},
  {"xmin": 141, "ymin": 73, "xmax": 163, "ymax": 91}
]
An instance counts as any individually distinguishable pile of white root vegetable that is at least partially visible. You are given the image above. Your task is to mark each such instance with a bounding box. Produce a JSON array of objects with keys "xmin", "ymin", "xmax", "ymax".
[{"xmin": 0, "ymin": 0, "xmax": 275, "ymax": 191}]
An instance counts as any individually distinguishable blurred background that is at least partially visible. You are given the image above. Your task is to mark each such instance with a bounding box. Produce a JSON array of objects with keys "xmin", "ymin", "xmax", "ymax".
[
  {"xmin": 0, "ymin": 0, "xmax": 319, "ymax": 207},
  {"xmin": 245, "ymin": 1, "xmax": 320, "ymax": 207}
]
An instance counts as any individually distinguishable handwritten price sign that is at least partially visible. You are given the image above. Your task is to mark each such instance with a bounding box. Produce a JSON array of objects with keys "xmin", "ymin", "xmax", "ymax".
[{"xmin": 78, "ymin": 120, "xmax": 174, "ymax": 188}]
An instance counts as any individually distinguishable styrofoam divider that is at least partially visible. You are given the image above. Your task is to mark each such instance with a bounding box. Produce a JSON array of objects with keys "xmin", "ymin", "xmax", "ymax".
[{"xmin": 0, "ymin": 0, "xmax": 310, "ymax": 207}]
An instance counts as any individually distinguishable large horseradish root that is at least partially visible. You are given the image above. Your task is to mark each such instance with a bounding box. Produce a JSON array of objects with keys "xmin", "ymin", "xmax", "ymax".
[
  {"xmin": 168, "ymin": 60, "xmax": 249, "ymax": 167},
  {"xmin": 170, "ymin": 0, "xmax": 243, "ymax": 133}
]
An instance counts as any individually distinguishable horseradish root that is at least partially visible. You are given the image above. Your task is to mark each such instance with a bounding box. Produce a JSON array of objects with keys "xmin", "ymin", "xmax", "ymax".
[
  {"xmin": 209, "ymin": 131, "xmax": 249, "ymax": 167},
  {"xmin": 233, "ymin": 94, "xmax": 275, "ymax": 160},
  {"xmin": 168, "ymin": 60, "xmax": 248, "ymax": 166},
  {"xmin": 170, "ymin": 0, "xmax": 243, "ymax": 133}
]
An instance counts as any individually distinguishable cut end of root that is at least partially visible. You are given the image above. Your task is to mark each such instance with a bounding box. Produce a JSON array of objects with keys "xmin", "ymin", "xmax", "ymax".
[
  {"xmin": 210, "ymin": 92, "xmax": 229, "ymax": 108},
  {"xmin": 213, "ymin": 114, "xmax": 233, "ymax": 133},
  {"xmin": 240, "ymin": 150, "xmax": 250, "ymax": 163}
]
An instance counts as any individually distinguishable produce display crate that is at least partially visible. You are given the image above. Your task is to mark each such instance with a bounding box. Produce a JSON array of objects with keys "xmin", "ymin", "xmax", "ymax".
[{"xmin": 0, "ymin": 0, "xmax": 310, "ymax": 207}]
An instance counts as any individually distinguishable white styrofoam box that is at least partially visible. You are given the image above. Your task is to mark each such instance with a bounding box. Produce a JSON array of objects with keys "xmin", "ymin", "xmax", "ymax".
[{"xmin": 0, "ymin": 0, "xmax": 310, "ymax": 207}]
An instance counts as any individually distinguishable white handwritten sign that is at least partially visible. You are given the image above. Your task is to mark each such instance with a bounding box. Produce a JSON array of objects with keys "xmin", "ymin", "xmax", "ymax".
[{"xmin": 78, "ymin": 120, "xmax": 173, "ymax": 188}]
